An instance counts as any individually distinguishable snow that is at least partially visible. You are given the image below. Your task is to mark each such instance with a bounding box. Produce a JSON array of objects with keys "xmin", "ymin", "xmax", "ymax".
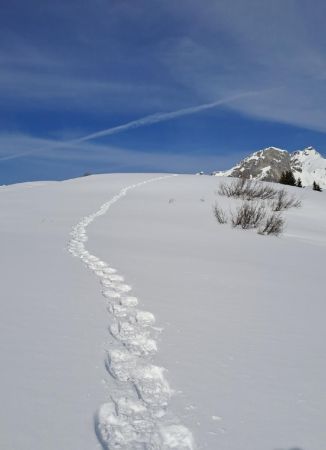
[
  {"xmin": 67, "ymin": 174, "xmax": 193, "ymax": 448},
  {"xmin": 258, "ymin": 165, "xmax": 271, "ymax": 178},
  {"xmin": 291, "ymin": 147, "xmax": 326, "ymax": 187},
  {"xmin": 213, "ymin": 146, "xmax": 326, "ymax": 187},
  {"xmin": 0, "ymin": 173, "xmax": 325, "ymax": 450},
  {"xmin": 213, "ymin": 167, "xmax": 236, "ymax": 177}
]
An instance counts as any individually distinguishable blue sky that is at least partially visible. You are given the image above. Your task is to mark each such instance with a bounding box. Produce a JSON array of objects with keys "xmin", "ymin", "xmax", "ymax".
[{"xmin": 1, "ymin": 0, "xmax": 326, "ymax": 183}]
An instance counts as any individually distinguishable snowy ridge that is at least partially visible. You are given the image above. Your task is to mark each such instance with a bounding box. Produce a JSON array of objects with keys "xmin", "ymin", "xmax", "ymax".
[
  {"xmin": 291, "ymin": 147, "xmax": 326, "ymax": 187},
  {"xmin": 213, "ymin": 146, "xmax": 326, "ymax": 187},
  {"xmin": 67, "ymin": 175, "xmax": 194, "ymax": 449}
]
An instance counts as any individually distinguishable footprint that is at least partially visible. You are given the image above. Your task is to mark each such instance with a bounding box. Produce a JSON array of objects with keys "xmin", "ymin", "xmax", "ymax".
[
  {"xmin": 95, "ymin": 261, "xmax": 107, "ymax": 268},
  {"xmin": 95, "ymin": 270, "xmax": 105, "ymax": 277},
  {"xmin": 101, "ymin": 279, "xmax": 113, "ymax": 288},
  {"xmin": 115, "ymin": 283, "xmax": 132, "ymax": 293},
  {"xmin": 102, "ymin": 289, "xmax": 121, "ymax": 299},
  {"xmin": 120, "ymin": 296, "xmax": 138, "ymax": 307},
  {"xmin": 110, "ymin": 321, "xmax": 157, "ymax": 356},
  {"xmin": 106, "ymin": 349, "xmax": 137, "ymax": 381},
  {"xmin": 159, "ymin": 424, "xmax": 194, "ymax": 449},
  {"xmin": 102, "ymin": 267, "xmax": 117, "ymax": 275},
  {"xmin": 96, "ymin": 401, "xmax": 156, "ymax": 449},
  {"xmin": 136, "ymin": 311, "xmax": 155, "ymax": 327},
  {"xmin": 108, "ymin": 274, "xmax": 124, "ymax": 282},
  {"xmin": 133, "ymin": 364, "xmax": 171, "ymax": 409},
  {"xmin": 108, "ymin": 303, "xmax": 128, "ymax": 318}
]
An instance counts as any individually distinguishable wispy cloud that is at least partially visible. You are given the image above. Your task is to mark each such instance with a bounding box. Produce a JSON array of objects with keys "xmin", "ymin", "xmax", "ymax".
[
  {"xmin": 158, "ymin": 1, "xmax": 326, "ymax": 133},
  {"xmin": 74, "ymin": 90, "xmax": 268, "ymax": 142},
  {"xmin": 2, "ymin": 1, "xmax": 326, "ymax": 131},
  {"xmin": 0, "ymin": 132, "xmax": 242, "ymax": 174},
  {"xmin": 0, "ymin": 34, "xmax": 182, "ymax": 113},
  {"xmin": 1, "ymin": 0, "xmax": 326, "ymax": 182},
  {"xmin": 0, "ymin": 89, "xmax": 270, "ymax": 162}
]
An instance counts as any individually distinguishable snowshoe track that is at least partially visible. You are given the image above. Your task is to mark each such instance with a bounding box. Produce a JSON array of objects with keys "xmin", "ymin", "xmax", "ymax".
[{"xmin": 68, "ymin": 176, "xmax": 194, "ymax": 449}]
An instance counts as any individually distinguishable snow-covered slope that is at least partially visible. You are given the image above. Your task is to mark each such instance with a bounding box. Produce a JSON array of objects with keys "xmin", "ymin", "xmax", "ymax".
[
  {"xmin": 0, "ymin": 174, "xmax": 325, "ymax": 450},
  {"xmin": 291, "ymin": 147, "xmax": 326, "ymax": 186},
  {"xmin": 213, "ymin": 146, "xmax": 326, "ymax": 187}
]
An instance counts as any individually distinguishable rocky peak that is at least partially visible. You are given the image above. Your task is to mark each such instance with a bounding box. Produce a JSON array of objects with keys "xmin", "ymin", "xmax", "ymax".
[{"xmin": 213, "ymin": 146, "xmax": 326, "ymax": 187}]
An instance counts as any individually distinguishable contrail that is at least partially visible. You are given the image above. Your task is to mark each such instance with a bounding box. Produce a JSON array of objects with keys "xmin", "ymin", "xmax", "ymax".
[
  {"xmin": 72, "ymin": 90, "xmax": 260, "ymax": 143},
  {"xmin": 0, "ymin": 89, "xmax": 269, "ymax": 162}
]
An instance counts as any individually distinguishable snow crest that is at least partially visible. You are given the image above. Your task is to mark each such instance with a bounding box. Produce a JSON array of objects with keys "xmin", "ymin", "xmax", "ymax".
[{"xmin": 68, "ymin": 176, "xmax": 194, "ymax": 449}]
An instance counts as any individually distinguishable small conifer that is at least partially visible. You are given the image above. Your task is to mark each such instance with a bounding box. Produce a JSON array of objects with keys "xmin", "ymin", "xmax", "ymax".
[
  {"xmin": 279, "ymin": 170, "xmax": 296, "ymax": 186},
  {"xmin": 296, "ymin": 177, "xmax": 302, "ymax": 188},
  {"xmin": 312, "ymin": 181, "xmax": 322, "ymax": 191}
]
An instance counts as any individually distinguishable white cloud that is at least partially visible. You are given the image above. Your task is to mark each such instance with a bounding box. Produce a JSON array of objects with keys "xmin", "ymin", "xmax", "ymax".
[
  {"xmin": 158, "ymin": 1, "xmax": 326, "ymax": 133},
  {"xmin": 0, "ymin": 90, "xmax": 270, "ymax": 162},
  {"xmin": 0, "ymin": 132, "xmax": 241, "ymax": 173},
  {"xmin": 2, "ymin": 1, "xmax": 326, "ymax": 140}
]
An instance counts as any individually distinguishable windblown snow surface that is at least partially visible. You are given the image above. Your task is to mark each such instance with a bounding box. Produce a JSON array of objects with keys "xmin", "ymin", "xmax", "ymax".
[{"xmin": 0, "ymin": 173, "xmax": 325, "ymax": 450}]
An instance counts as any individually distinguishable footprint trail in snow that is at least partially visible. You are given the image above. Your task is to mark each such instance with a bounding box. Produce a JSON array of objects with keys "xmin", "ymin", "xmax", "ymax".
[{"xmin": 68, "ymin": 176, "xmax": 194, "ymax": 449}]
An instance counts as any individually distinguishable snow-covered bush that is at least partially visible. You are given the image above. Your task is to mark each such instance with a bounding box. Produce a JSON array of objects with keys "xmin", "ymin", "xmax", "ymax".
[
  {"xmin": 218, "ymin": 178, "xmax": 279, "ymax": 201},
  {"xmin": 272, "ymin": 190, "xmax": 301, "ymax": 211},
  {"xmin": 213, "ymin": 203, "xmax": 228, "ymax": 224},
  {"xmin": 258, "ymin": 213, "xmax": 285, "ymax": 236},
  {"xmin": 231, "ymin": 201, "xmax": 266, "ymax": 229},
  {"xmin": 214, "ymin": 179, "xmax": 302, "ymax": 236}
]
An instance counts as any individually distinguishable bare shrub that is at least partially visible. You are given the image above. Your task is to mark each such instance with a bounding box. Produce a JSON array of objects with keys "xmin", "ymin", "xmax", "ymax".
[
  {"xmin": 272, "ymin": 190, "xmax": 301, "ymax": 211},
  {"xmin": 214, "ymin": 179, "xmax": 299, "ymax": 237},
  {"xmin": 218, "ymin": 179, "xmax": 301, "ymax": 212},
  {"xmin": 231, "ymin": 201, "xmax": 266, "ymax": 229},
  {"xmin": 251, "ymin": 183, "xmax": 279, "ymax": 200},
  {"xmin": 218, "ymin": 178, "xmax": 278, "ymax": 201},
  {"xmin": 218, "ymin": 178, "xmax": 247, "ymax": 197},
  {"xmin": 258, "ymin": 213, "xmax": 284, "ymax": 236},
  {"xmin": 213, "ymin": 203, "xmax": 228, "ymax": 224}
]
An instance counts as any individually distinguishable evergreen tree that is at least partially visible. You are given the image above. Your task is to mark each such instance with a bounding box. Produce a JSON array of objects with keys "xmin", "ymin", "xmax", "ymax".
[
  {"xmin": 313, "ymin": 181, "xmax": 322, "ymax": 191},
  {"xmin": 296, "ymin": 177, "xmax": 302, "ymax": 188},
  {"xmin": 279, "ymin": 170, "xmax": 296, "ymax": 186}
]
